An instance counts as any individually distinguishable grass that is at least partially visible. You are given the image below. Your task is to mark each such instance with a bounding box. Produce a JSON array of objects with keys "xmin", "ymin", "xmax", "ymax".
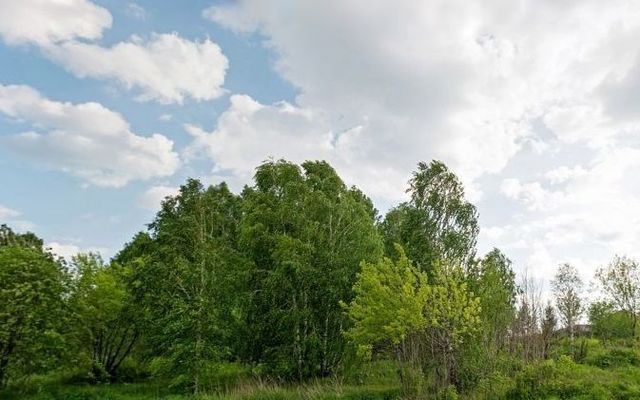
[
  {"xmin": 1, "ymin": 381, "xmax": 401, "ymax": 400},
  {"xmin": 7, "ymin": 340, "xmax": 640, "ymax": 400}
]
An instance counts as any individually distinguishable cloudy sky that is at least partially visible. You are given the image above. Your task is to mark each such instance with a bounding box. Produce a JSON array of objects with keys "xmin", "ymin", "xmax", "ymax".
[{"xmin": 1, "ymin": 0, "xmax": 640, "ymax": 283}]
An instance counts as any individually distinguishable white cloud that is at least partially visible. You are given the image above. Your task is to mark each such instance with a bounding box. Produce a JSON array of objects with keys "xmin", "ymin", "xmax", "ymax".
[
  {"xmin": 47, "ymin": 241, "xmax": 109, "ymax": 260},
  {"xmin": 0, "ymin": 204, "xmax": 20, "ymax": 220},
  {"xmin": 0, "ymin": 0, "xmax": 111, "ymax": 46},
  {"xmin": 45, "ymin": 33, "xmax": 228, "ymax": 104},
  {"xmin": 201, "ymin": 0, "xmax": 640, "ymax": 186},
  {"xmin": 138, "ymin": 185, "xmax": 179, "ymax": 210},
  {"xmin": 203, "ymin": 0, "xmax": 640, "ymax": 283},
  {"xmin": 0, "ymin": 205, "xmax": 35, "ymax": 231},
  {"xmin": 544, "ymin": 166, "xmax": 588, "ymax": 185},
  {"xmin": 0, "ymin": 84, "xmax": 180, "ymax": 187},
  {"xmin": 500, "ymin": 179, "xmax": 563, "ymax": 211},
  {"xmin": 0, "ymin": 1, "xmax": 228, "ymax": 104},
  {"xmin": 185, "ymin": 94, "xmax": 409, "ymax": 203}
]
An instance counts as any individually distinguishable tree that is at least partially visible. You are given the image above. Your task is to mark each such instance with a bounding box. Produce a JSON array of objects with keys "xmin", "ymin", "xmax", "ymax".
[
  {"xmin": 144, "ymin": 179, "xmax": 248, "ymax": 393},
  {"xmin": 595, "ymin": 256, "xmax": 640, "ymax": 339},
  {"xmin": 589, "ymin": 301, "xmax": 635, "ymax": 341},
  {"xmin": 68, "ymin": 254, "xmax": 139, "ymax": 381},
  {"xmin": 0, "ymin": 224, "xmax": 43, "ymax": 250},
  {"xmin": 240, "ymin": 160, "xmax": 383, "ymax": 379},
  {"xmin": 0, "ymin": 244, "xmax": 67, "ymax": 387},
  {"xmin": 425, "ymin": 260, "xmax": 481, "ymax": 389},
  {"xmin": 512, "ymin": 271, "xmax": 543, "ymax": 361},
  {"xmin": 344, "ymin": 245, "xmax": 480, "ymax": 395},
  {"xmin": 540, "ymin": 303, "xmax": 557, "ymax": 359},
  {"xmin": 551, "ymin": 263, "xmax": 583, "ymax": 341},
  {"xmin": 381, "ymin": 161, "xmax": 479, "ymax": 273},
  {"xmin": 472, "ymin": 249, "xmax": 517, "ymax": 353},
  {"xmin": 344, "ymin": 244, "xmax": 429, "ymax": 396}
]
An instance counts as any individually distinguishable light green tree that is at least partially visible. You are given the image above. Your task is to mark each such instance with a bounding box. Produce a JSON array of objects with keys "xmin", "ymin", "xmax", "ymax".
[
  {"xmin": 345, "ymin": 245, "xmax": 481, "ymax": 394},
  {"xmin": 426, "ymin": 260, "xmax": 481, "ymax": 389},
  {"xmin": 344, "ymin": 244, "xmax": 429, "ymax": 397}
]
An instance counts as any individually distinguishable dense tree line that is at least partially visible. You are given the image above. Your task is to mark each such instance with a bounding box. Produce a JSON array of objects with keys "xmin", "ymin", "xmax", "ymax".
[{"xmin": 1, "ymin": 159, "xmax": 639, "ymax": 398}]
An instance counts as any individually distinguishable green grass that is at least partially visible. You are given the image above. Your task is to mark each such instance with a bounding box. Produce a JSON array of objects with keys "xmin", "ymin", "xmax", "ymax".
[
  {"xmin": 1, "ymin": 381, "xmax": 400, "ymax": 400},
  {"xmin": 7, "ymin": 340, "xmax": 640, "ymax": 400}
]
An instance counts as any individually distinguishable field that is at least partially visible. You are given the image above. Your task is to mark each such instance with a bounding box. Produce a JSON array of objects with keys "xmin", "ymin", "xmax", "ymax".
[{"xmin": 5, "ymin": 339, "xmax": 640, "ymax": 400}]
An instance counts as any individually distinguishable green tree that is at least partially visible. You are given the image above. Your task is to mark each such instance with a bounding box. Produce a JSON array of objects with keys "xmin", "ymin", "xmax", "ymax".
[
  {"xmin": 381, "ymin": 161, "xmax": 479, "ymax": 273},
  {"xmin": 143, "ymin": 179, "xmax": 248, "ymax": 393},
  {"xmin": 540, "ymin": 303, "xmax": 557, "ymax": 359},
  {"xmin": 68, "ymin": 253, "xmax": 139, "ymax": 381},
  {"xmin": 471, "ymin": 249, "xmax": 517, "ymax": 353},
  {"xmin": 596, "ymin": 256, "xmax": 640, "ymax": 338},
  {"xmin": 455, "ymin": 249, "xmax": 517, "ymax": 390},
  {"xmin": 344, "ymin": 244, "xmax": 429, "ymax": 397},
  {"xmin": 345, "ymin": 248, "xmax": 480, "ymax": 394},
  {"xmin": 0, "ymin": 224, "xmax": 43, "ymax": 250},
  {"xmin": 425, "ymin": 260, "xmax": 481, "ymax": 389},
  {"xmin": 240, "ymin": 160, "xmax": 382, "ymax": 379},
  {"xmin": 0, "ymin": 242, "xmax": 67, "ymax": 387},
  {"xmin": 551, "ymin": 263, "xmax": 583, "ymax": 341},
  {"xmin": 589, "ymin": 301, "xmax": 635, "ymax": 341}
]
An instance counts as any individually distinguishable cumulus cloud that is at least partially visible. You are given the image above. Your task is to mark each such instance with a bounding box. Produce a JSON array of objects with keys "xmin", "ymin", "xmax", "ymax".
[
  {"xmin": 0, "ymin": 84, "xmax": 180, "ymax": 187},
  {"xmin": 45, "ymin": 33, "xmax": 228, "ymax": 104},
  {"xmin": 0, "ymin": 0, "xmax": 111, "ymax": 45},
  {"xmin": 201, "ymin": 0, "xmax": 640, "ymax": 187},
  {"xmin": 185, "ymin": 94, "xmax": 409, "ymax": 203},
  {"xmin": 0, "ymin": 1, "xmax": 228, "ymax": 104},
  {"xmin": 202, "ymin": 0, "xmax": 640, "ymax": 280}
]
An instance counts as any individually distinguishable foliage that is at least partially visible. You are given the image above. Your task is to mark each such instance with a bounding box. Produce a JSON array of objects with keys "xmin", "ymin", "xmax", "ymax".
[
  {"xmin": 343, "ymin": 245, "xmax": 429, "ymax": 360},
  {"xmin": 424, "ymin": 260, "xmax": 481, "ymax": 390},
  {"xmin": 68, "ymin": 253, "xmax": 139, "ymax": 381},
  {"xmin": 589, "ymin": 301, "xmax": 635, "ymax": 341},
  {"xmin": 143, "ymin": 179, "xmax": 249, "ymax": 393},
  {"xmin": 596, "ymin": 255, "xmax": 640, "ymax": 338},
  {"xmin": 6, "ymin": 158, "xmax": 640, "ymax": 400},
  {"xmin": 238, "ymin": 160, "xmax": 383, "ymax": 380},
  {"xmin": 380, "ymin": 161, "xmax": 479, "ymax": 274},
  {"xmin": 540, "ymin": 303, "xmax": 557, "ymax": 359},
  {"xmin": 470, "ymin": 249, "xmax": 517, "ymax": 353},
  {"xmin": 0, "ymin": 233, "xmax": 68, "ymax": 388},
  {"xmin": 551, "ymin": 263, "xmax": 583, "ymax": 341}
]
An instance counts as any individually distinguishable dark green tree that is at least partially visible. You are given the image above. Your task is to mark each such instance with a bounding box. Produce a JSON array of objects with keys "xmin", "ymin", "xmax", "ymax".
[
  {"xmin": 473, "ymin": 249, "xmax": 517, "ymax": 352},
  {"xmin": 68, "ymin": 253, "xmax": 139, "ymax": 381},
  {"xmin": 143, "ymin": 179, "xmax": 248, "ymax": 393},
  {"xmin": 240, "ymin": 160, "xmax": 383, "ymax": 379},
  {"xmin": 381, "ymin": 161, "xmax": 479, "ymax": 273},
  {"xmin": 541, "ymin": 303, "xmax": 557, "ymax": 359},
  {"xmin": 589, "ymin": 301, "xmax": 634, "ymax": 341}
]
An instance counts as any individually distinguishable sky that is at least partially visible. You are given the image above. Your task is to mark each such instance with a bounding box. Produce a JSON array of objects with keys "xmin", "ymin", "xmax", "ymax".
[{"xmin": 1, "ymin": 0, "xmax": 640, "ymax": 286}]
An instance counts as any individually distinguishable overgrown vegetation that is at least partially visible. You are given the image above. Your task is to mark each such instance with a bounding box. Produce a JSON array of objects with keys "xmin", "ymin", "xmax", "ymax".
[{"xmin": 3, "ymin": 159, "xmax": 640, "ymax": 399}]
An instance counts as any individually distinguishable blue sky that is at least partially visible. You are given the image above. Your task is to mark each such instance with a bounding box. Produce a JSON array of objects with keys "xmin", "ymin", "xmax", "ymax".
[
  {"xmin": 2, "ymin": 0, "xmax": 640, "ymax": 285},
  {"xmin": 0, "ymin": 0, "xmax": 297, "ymax": 256}
]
